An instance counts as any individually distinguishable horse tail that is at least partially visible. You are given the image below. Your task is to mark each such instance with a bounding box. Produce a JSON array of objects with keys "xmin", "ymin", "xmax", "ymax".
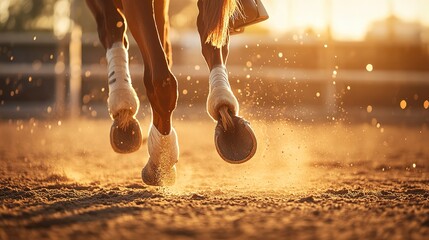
[{"xmin": 200, "ymin": 0, "xmax": 240, "ymax": 48}]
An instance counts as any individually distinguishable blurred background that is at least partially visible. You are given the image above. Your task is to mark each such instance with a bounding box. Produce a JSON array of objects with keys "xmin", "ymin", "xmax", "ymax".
[{"xmin": 0, "ymin": 0, "xmax": 428, "ymax": 124}]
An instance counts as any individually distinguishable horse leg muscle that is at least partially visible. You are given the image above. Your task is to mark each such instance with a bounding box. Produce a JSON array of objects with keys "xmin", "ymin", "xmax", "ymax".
[
  {"xmin": 87, "ymin": 0, "xmax": 142, "ymax": 154},
  {"xmin": 196, "ymin": 0, "xmax": 229, "ymax": 70},
  {"xmin": 197, "ymin": 0, "xmax": 239, "ymax": 125},
  {"xmin": 86, "ymin": 0, "xmax": 127, "ymax": 49},
  {"xmin": 120, "ymin": 0, "xmax": 178, "ymax": 185},
  {"xmin": 121, "ymin": 0, "xmax": 177, "ymax": 135},
  {"xmin": 154, "ymin": 0, "xmax": 173, "ymax": 67}
]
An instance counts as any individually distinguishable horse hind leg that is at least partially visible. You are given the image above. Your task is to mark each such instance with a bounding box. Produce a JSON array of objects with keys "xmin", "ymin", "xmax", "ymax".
[
  {"xmin": 197, "ymin": 0, "xmax": 239, "ymax": 129},
  {"xmin": 86, "ymin": 0, "xmax": 127, "ymax": 49},
  {"xmin": 197, "ymin": 0, "xmax": 257, "ymax": 163},
  {"xmin": 86, "ymin": 0, "xmax": 142, "ymax": 153}
]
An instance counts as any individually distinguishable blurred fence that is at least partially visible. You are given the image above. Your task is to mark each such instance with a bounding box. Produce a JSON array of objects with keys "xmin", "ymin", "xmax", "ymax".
[{"xmin": 1, "ymin": 32, "xmax": 429, "ymax": 123}]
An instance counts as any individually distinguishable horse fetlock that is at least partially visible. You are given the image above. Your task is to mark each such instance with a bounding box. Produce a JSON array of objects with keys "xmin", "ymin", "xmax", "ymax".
[
  {"xmin": 108, "ymin": 88, "xmax": 139, "ymax": 121},
  {"xmin": 207, "ymin": 65, "xmax": 239, "ymax": 121},
  {"xmin": 147, "ymin": 125, "xmax": 179, "ymax": 166},
  {"xmin": 142, "ymin": 126, "xmax": 179, "ymax": 186},
  {"xmin": 207, "ymin": 86, "xmax": 238, "ymax": 118}
]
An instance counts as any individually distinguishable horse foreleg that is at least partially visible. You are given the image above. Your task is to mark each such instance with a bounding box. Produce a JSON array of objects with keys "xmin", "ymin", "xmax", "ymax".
[
  {"xmin": 121, "ymin": 0, "xmax": 177, "ymax": 135},
  {"xmin": 121, "ymin": 0, "xmax": 178, "ymax": 186},
  {"xmin": 154, "ymin": 0, "xmax": 173, "ymax": 67}
]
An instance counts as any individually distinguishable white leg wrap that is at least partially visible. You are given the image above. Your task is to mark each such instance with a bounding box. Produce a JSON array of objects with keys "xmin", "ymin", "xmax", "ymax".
[
  {"xmin": 147, "ymin": 125, "xmax": 179, "ymax": 168},
  {"xmin": 106, "ymin": 42, "xmax": 139, "ymax": 118},
  {"xmin": 207, "ymin": 65, "xmax": 239, "ymax": 121}
]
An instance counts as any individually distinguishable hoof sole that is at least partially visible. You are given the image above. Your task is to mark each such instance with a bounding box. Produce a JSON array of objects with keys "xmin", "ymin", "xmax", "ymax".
[
  {"xmin": 215, "ymin": 115, "xmax": 257, "ymax": 164},
  {"xmin": 110, "ymin": 118, "xmax": 142, "ymax": 154}
]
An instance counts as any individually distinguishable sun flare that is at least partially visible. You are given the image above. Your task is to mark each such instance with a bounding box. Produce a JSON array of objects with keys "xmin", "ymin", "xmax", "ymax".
[{"xmin": 262, "ymin": 0, "xmax": 429, "ymax": 40}]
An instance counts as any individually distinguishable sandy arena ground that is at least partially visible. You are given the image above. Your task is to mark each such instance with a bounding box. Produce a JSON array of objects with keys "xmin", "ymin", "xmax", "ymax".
[{"xmin": 0, "ymin": 115, "xmax": 428, "ymax": 239}]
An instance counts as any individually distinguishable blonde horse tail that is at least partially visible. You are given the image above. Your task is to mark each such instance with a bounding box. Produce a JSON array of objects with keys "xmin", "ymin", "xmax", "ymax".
[{"xmin": 200, "ymin": 0, "xmax": 240, "ymax": 48}]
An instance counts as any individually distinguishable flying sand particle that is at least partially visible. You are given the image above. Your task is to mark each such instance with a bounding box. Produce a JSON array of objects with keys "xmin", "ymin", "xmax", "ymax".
[
  {"xmin": 400, "ymin": 100, "xmax": 407, "ymax": 110},
  {"xmin": 366, "ymin": 64, "xmax": 373, "ymax": 72},
  {"xmin": 423, "ymin": 100, "xmax": 429, "ymax": 109}
]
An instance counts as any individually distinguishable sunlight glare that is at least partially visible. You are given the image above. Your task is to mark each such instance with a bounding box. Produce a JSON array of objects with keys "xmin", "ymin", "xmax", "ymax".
[
  {"xmin": 53, "ymin": 0, "xmax": 71, "ymax": 39},
  {"xmin": 423, "ymin": 100, "xmax": 429, "ymax": 109},
  {"xmin": 400, "ymin": 100, "xmax": 407, "ymax": 109},
  {"xmin": 0, "ymin": 0, "xmax": 10, "ymax": 24},
  {"xmin": 263, "ymin": 0, "xmax": 429, "ymax": 41}
]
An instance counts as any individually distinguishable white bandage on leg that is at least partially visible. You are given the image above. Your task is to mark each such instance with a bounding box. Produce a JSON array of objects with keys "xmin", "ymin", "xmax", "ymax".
[
  {"xmin": 106, "ymin": 42, "xmax": 139, "ymax": 118},
  {"xmin": 147, "ymin": 125, "xmax": 179, "ymax": 169},
  {"xmin": 207, "ymin": 65, "xmax": 239, "ymax": 121}
]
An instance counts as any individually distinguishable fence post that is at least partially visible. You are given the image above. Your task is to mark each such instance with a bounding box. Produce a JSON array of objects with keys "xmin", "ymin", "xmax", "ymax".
[
  {"xmin": 69, "ymin": 25, "xmax": 82, "ymax": 118},
  {"xmin": 319, "ymin": 42, "xmax": 337, "ymax": 117},
  {"xmin": 54, "ymin": 37, "xmax": 67, "ymax": 117}
]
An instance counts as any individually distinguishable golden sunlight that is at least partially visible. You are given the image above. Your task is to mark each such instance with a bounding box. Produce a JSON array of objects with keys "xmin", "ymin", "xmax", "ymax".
[{"xmin": 262, "ymin": 0, "xmax": 429, "ymax": 40}]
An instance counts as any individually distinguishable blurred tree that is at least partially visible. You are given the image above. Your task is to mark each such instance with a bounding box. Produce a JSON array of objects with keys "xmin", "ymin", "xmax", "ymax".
[
  {"xmin": 0, "ymin": 0, "xmax": 56, "ymax": 32},
  {"xmin": 0, "ymin": 0, "xmax": 196, "ymax": 33}
]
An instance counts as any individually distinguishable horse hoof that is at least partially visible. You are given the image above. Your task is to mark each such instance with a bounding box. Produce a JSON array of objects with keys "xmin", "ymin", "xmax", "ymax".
[
  {"xmin": 142, "ymin": 163, "xmax": 176, "ymax": 186},
  {"xmin": 215, "ymin": 115, "xmax": 257, "ymax": 164},
  {"xmin": 110, "ymin": 118, "xmax": 142, "ymax": 153}
]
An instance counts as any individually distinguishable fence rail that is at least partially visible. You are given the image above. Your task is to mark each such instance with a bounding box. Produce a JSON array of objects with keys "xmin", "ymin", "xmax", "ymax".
[{"xmin": 1, "ymin": 32, "xmax": 429, "ymax": 119}]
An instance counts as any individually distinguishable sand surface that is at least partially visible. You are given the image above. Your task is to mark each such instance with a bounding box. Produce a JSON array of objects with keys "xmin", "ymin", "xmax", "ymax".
[{"xmin": 0, "ymin": 117, "xmax": 428, "ymax": 239}]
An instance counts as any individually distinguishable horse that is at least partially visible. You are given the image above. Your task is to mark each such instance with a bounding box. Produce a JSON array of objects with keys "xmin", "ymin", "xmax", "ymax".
[{"xmin": 86, "ymin": 0, "xmax": 257, "ymax": 186}]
